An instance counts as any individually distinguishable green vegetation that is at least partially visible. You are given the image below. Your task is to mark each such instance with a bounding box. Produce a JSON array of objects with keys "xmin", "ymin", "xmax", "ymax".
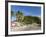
[
  {"xmin": 11, "ymin": 10, "xmax": 41, "ymax": 26},
  {"xmin": 11, "ymin": 11, "xmax": 14, "ymax": 16},
  {"xmin": 16, "ymin": 11, "xmax": 41, "ymax": 24},
  {"xmin": 16, "ymin": 11, "xmax": 24, "ymax": 22},
  {"xmin": 22, "ymin": 16, "xmax": 41, "ymax": 24},
  {"xmin": 22, "ymin": 16, "xmax": 32, "ymax": 24}
]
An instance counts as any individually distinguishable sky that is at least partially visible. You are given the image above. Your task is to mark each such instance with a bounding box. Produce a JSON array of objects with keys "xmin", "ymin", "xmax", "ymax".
[
  {"xmin": 11, "ymin": 5, "xmax": 41, "ymax": 21},
  {"xmin": 11, "ymin": 5, "xmax": 41, "ymax": 16}
]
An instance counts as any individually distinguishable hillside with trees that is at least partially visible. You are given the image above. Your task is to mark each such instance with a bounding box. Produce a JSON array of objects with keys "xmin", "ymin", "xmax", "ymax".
[
  {"xmin": 12, "ymin": 11, "xmax": 41, "ymax": 26},
  {"xmin": 11, "ymin": 10, "xmax": 41, "ymax": 31}
]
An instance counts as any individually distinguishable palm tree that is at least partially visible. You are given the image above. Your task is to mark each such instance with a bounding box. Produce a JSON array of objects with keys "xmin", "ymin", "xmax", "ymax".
[
  {"xmin": 16, "ymin": 11, "xmax": 24, "ymax": 22},
  {"xmin": 11, "ymin": 11, "xmax": 14, "ymax": 16},
  {"xmin": 11, "ymin": 11, "xmax": 14, "ymax": 21}
]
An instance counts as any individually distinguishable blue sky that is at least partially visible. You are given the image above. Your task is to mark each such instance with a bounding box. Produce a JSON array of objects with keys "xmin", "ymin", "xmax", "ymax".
[
  {"xmin": 11, "ymin": 5, "xmax": 41, "ymax": 16},
  {"xmin": 11, "ymin": 5, "xmax": 41, "ymax": 21}
]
